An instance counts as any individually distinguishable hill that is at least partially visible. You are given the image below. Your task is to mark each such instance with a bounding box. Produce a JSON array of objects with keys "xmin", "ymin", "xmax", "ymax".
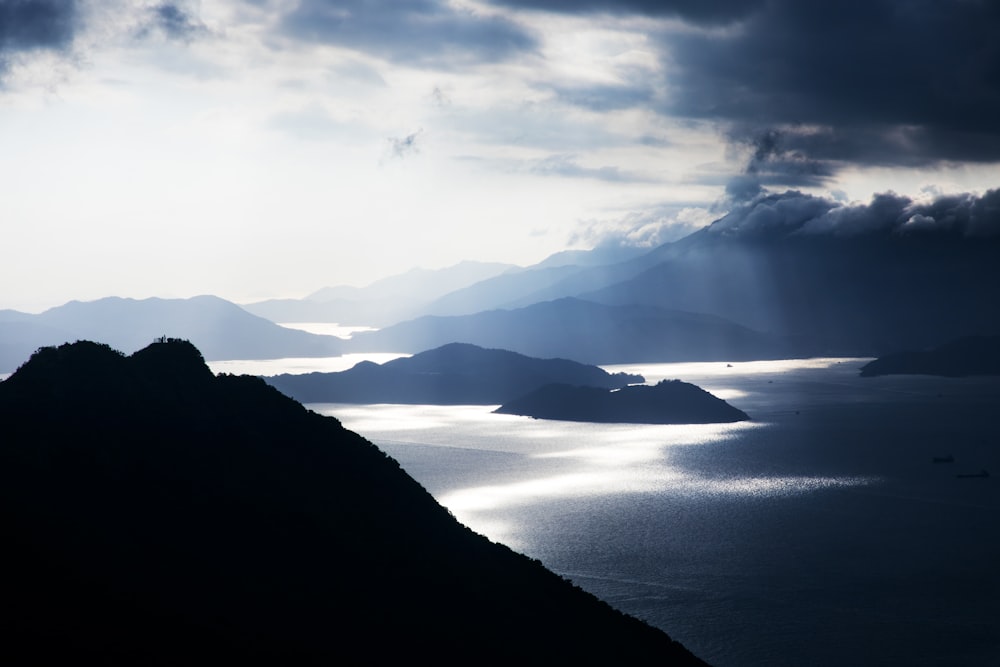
[
  {"xmin": 859, "ymin": 335, "xmax": 1000, "ymax": 377},
  {"xmin": 265, "ymin": 342, "xmax": 644, "ymax": 404},
  {"xmin": 494, "ymin": 379, "xmax": 751, "ymax": 424},
  {"xmin": 0, "ymin": 339, "xmax": 707, "ymax": 665},
  {"xmin": 0, "ymin": 295, "xmax": 344, "ymax": 372},
  {"xmin": 347, "ymin": 297, "xmax": 788, "ymax": 364}
]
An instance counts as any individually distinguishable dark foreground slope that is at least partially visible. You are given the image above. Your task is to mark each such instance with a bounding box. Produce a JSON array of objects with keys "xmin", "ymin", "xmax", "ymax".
[
  {"xmin": 266, "ymin": 342, "xmax": 644, "ymax": 404},
  {"xmin": 859, "ymin": 335, "xmax": 1000, "ymax": 377},
  {"xmin": 495, "ymin": 380, "xmax": 750, "ymax": 424},
  {"xmin": 0, "ymin": 339, "xmax": 706, "ymax": 666}
]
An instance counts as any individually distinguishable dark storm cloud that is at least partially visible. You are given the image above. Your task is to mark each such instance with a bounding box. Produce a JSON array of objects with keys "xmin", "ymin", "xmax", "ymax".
[
  {"xmin": 490, "ymin": 0, "xmax": 762, "ymax": 26},
  {"xmin": 493, "ymin": 0, "xmax": 1000, "ymax": 178},
  {"xmin": 280, "ymin": 0, "xmax": 536, "ymax": 67},
  {"xmin": 0, "ymin": 0, "xmax": 79, "ymax": 74},
  {"xmin": 724, "ymin": 127, "xmax": 837, "ymax": 201},
  {"xmin": 708, "ymin": 188, "xmax": 1000, "ymax": 240},
  {"xmin": 665, "ymin": 0, "xmax": 1000, "ymax": 167}
]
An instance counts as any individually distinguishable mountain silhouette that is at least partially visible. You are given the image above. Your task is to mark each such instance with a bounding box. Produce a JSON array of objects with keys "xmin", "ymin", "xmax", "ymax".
[
  {"xmin": 265, "ymin": 341, "xmax": 643, "ymax": 404},
  {"xmin": 0, "ymin": 339, "xmax": 707, "ymax": 665},
  {"xmin": 859, "ymin": 335, "xmax": 1000, "ymax": 377},
  {"xmin": 243, "ymin": 260, "xmax": 515, "ymax": 326},
  {"xmin": 347, "ymin": 297, "xmax": 788, "ymax": 364},
  {"xmin": 399, "ymin": 191, "xmax": 1000, "ymax": 358},
  {"xmin": 494, "ymin": 379, "xmax": 750, "ymax": 424},
  {"xmin": 0, "ymin": 295, "xmax": 345, "ymax": 372}
]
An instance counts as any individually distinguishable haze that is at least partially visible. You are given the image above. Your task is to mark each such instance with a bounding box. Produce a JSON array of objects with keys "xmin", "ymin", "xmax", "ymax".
[{"xmin": 3, "ymin": 0, "xmax": 999, "ymax": 312}]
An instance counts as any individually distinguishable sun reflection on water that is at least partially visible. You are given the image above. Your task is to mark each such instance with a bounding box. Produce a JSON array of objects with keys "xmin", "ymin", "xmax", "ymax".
[{"xmin": 320, "ymin": 400, "xmax": 878, "ymax": 547}]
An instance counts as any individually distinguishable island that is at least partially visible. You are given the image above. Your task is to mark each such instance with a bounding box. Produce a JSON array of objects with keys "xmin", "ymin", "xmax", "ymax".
[
  {"xmin": 0, "ymin": 339, "xmax": 706, "ymax": 665},
  {"xmin": 494, "ymin": 379, "xmax": 751, "ymax": 424},
  {"xmin": 859, "ymin": 334, "xmax": 1000, "ymax": 377},
  {"xmin": 264, "ymin": 341, "xmax": 643, "ymax": 404}
]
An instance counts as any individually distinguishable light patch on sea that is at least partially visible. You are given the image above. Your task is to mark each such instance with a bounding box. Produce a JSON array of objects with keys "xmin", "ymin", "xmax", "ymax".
[
  {"xmin": 207, "ymin": 352, "xmax": 409, "ymax": 377},
  {"xmin": 315, "ymin": 366, "xmax": 880, "ymax": 549},
  {"xmin": 313, "ymin": 360, "xmax": 1000, "ymax": 666},
  {"xmin": 277, "ymin": 322, "xmax": 378, "ymax": 338}
]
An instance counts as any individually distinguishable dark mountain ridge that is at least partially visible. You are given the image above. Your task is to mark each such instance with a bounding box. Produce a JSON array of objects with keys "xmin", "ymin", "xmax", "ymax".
[
  {"xmin": 859, "ymin": 334, "xmax": 1000, "ymax": 377},
  {"xmin": 347, "ymin": 297, "xmax": 790, "ymax": 364},
  {"xmin": 0, "ymin": 339, "xmax": 706, "ymax": 665},
  {"xmin": 265, "ymin": 341, "xmax": 643, "ymax": 404}
]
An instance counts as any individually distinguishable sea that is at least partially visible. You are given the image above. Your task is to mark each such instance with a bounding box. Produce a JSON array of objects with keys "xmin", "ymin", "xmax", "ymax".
[{"xmin": 214, "ymin": 356, "xmax": 999, "ymax": 665}]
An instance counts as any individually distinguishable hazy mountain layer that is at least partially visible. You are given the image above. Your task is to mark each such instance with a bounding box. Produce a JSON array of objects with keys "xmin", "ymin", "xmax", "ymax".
[
  {"xmin": 0, "ymin": 295, "xmax": 344, "ymax": 372},
  {"xmin": 860, "ymin": 335, "xmax": 1000, "ymax": 377},
  {"xmin": 347, "ymin": 297, "xmax": 789, "ymax": 364},
  {"xmin": 0, "ymin": 339, "xmax": 707, "ymax": 665},
  {"xmin": 494, "ymin": 379, "xmax": 750, "ymax": 424},
  {"xmin": 243, "ymin": 260, "xmax": 515, "ymax": 326},
  {"xmin": 265, "ymin": 342, "xmax": 644, "ymax": 404}
]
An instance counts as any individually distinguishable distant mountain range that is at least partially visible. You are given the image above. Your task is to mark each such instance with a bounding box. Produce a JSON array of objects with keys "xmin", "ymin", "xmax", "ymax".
[
  {"xmin": 6, "ymin": 191, "xmax": 996, "ymax": 371},
  {"xmin": 0, "ymin": 339, "xmax": 707, "ymax": 664},
  {"xmin": 264, "ymin": 342, "xmax": 643, "ymax": 404},
  {"xmin": 860, "ymin": 335, "xmax": 1000, "ymax": 377},
  {"xmin": 0, "ymin": 295, "xmax": 345, "ymax": 373},
  {"xmin": 241, "ymin": 260, "xmax": 515, "ymax": 326},
  {"xmin": 494, "ymin": 379, "xmax": 750, "ymax": 424},
  {"xmin": 346, "ymin": 297, "xmax": 791, "ymax": 364},
  {"xmin": 325, "ymin": 191, "xmax": 1000, "ymax": 358}
]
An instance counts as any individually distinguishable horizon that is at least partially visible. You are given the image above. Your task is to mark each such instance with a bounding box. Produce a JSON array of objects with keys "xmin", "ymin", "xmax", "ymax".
[{"xmin": 3, "ymin": 1, "xmax": 999, "ymax": 313}]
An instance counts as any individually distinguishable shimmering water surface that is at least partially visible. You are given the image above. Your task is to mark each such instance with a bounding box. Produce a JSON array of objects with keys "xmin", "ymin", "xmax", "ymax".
[{"xmin": 311, "ymin": 358, "xmax": 1000, "ymax": 667}]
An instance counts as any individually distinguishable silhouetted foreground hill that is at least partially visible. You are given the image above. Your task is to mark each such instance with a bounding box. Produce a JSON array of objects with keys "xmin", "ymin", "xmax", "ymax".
[
  {"xmin": 495, "ymin": 379, "xmax": 750, "ymax": 424},
  {"xmin": 0, "ymin": 339, "xmax": 707, "ymax": 665},
  {"xmin": 265, "ymin": 342, "xmax": 643, "ymax": 404},
  {"xmin": 348, "ymin": 297, "xmax": 788, "ymax": 364},
  {"xmin": 859, "ymin": 335, "xmax": 1000, "ymax": 377}
]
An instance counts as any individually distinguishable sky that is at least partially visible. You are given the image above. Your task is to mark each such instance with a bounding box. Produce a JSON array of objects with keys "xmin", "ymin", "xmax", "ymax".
[{"xmin": 1, "ymin": 0, "xmax": 998, "ymax": 312}]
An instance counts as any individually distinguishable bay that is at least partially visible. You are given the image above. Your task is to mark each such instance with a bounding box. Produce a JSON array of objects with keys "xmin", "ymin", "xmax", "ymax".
[{"xmin": 310, "ymin": 358, "xmax": 1000, "ymax": 667}]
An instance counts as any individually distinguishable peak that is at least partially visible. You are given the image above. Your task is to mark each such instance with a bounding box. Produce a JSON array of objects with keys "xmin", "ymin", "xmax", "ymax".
[
  {"xmin": 10, "ymin": 340, "xmax": 127, "ymax": 380},
  {"xmin": 129, "ymin": 337, "xmax": 214, "ymax": 384}
]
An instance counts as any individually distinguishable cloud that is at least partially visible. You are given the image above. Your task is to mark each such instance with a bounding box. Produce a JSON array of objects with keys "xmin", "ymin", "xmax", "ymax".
[
  {"xmin": 491, "ymin": 0, "xmax": 1000, "ymax": 180},
  {"xmin": 662, "ymin": 0, "xmax": 1000, "ymax": 168},
  {"xmin": 529, "ymin": 154, "xmax": 651, "ymax": 183},
  {"xmin": 724, "ymin": 126, "xmax": 837, "ymax": 201},
  {"xmin": 0, "ymin": 0, "xmax": 80, "ymax": 76},
  {"xmin": 387, "ymin": 129, "xmax": 423, "ymax": 159},
  {"xmin": 707, "ymin": 188, "xmax": 1000, "ymax": 240},
  {"xmin": 570, "ymin": 203, "xmax": 714, "ymax": 248},
  {"xmin": 490, "ymin": 0, "xmax": 763, "ymax": 26},
  {"xmin": 279, "ymin": 0, "xmax": 537, "ymax": 67},
  {"xmin": 137, "ymin": 3, "xmax": 210, "ymax": 42},
  {"xmin": 547, "ymin": 81, "xmax": 655, "ymax": 112}
]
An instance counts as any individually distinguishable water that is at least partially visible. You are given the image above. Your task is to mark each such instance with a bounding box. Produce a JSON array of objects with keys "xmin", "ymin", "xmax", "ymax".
[{"xmin": 309, "ymin": 359, "xmax": 1000, "ymax": 667}]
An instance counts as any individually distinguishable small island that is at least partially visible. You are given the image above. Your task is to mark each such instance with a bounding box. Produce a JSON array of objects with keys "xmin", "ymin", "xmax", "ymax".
[
  {"xmin": 265, "ymin": 341, "xmax": 643, "ymax": 404},
  {"xmin": 859, "ymin": 334, "xmax": 1000, "ymax": 377},
  {"xmin": 494, "ymin": 379, "xmax": 750, "ymax": 424}
]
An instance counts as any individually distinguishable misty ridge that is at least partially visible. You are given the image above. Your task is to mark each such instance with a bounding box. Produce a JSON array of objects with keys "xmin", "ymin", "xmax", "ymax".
[{"xmin": 3, "ymin": 187, "xmax": 998, "ymax": 374}]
